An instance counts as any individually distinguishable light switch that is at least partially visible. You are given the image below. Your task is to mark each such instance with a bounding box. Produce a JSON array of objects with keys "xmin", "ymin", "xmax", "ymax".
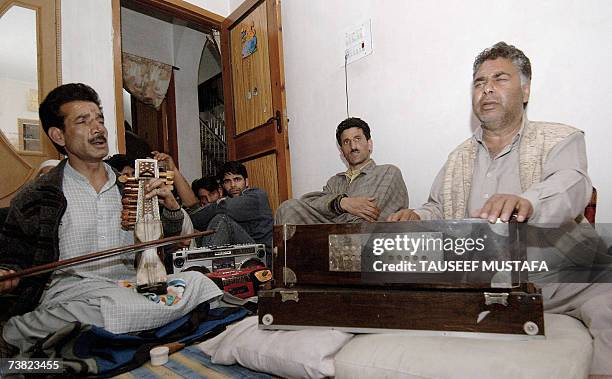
[{"xmin": 344, "ymin": 19, "xmax": 373, "ymax": 65}]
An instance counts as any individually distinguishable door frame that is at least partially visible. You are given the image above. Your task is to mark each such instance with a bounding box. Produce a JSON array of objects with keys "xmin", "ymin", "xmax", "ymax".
[{"xmin": 111, "ymin": 0, "xmax": 224, "ymax": 155}]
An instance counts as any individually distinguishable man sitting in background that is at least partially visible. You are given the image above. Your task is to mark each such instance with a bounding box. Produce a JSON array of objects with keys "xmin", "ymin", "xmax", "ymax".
[
  {"xmin": 192, "ymin": 176, "xmax": 222, "ymax": 207},
  {"xmin": 104, "ymin": 154, "xmax": 135, "ymax": 176},
  {"xmin": 276, "ymin": 117, "xmax": 409, "ymax": 224},
  {"xmin": 154, "ymin": 154, "xmax": 273, "ymax": 252},
  {"xmin": 35, "ymin": 159, "xmax": 61, "ymax": 178}
]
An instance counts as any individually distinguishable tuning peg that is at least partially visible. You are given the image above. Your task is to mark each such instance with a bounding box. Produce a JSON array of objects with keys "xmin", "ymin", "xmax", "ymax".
[
  {"xmin": 159, "ymin": 171, "xmax": 175, "ymax": 180},
  {"xmin": 119, "ymin": 175, "xmax": 139, "ymax": 183}
]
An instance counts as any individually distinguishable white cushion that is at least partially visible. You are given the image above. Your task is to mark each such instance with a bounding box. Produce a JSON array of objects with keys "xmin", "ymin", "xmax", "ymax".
[
  {"xmin": 334, "ymin": 313, "xmax": 592, "ymax": 379},
  {"xmin": 198, "ymin": 316, "xmax": 353, "ymax": 378}
]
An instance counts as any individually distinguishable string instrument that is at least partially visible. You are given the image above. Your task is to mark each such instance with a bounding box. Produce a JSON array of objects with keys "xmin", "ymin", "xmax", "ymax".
[
  {"xmin": 120, "ymin": 159, "xmax": 174, "ymax": 294},
  {"xmin": 0, "ymin": 230, "xmax": 213, "ymax": 282}
]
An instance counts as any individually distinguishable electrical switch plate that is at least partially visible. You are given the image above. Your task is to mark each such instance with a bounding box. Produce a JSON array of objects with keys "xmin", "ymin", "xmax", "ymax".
[{"xmin": 344, "ymin": 19, "xmax": 373, "ymax": 65}]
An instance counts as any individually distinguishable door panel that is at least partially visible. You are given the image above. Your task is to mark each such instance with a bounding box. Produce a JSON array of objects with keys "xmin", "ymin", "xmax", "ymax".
[
  {"xmin": 229, "ymin": 2, "xmax": 272, "ymax": 135},
  {"xmin": 133, "ymin": 97, "xmax": 161, "ymax": 152},
  {"xmin": 243, "ymin": 153, "xmax": 279, "ymax": 215},
  {"xmin": 222, "ymin": 0, "xmax": 291, "ymax": 213},
  {"xmin": 129, "ymin": 73, "xmax": 178, "ymax": 164},
  {"xmin": 0, "ymin": 132, "xmax": 33, "ymax": 199}
]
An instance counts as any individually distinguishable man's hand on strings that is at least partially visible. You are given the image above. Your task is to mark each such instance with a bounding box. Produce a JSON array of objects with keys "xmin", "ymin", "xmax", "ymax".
[
  {"xmin": 471, "ymin": 194, "xmax": 533, "ymax": 223},
  {"xmin": 0, "ymin": 268, "xmax": 19, "ymax": 293},
  {"xmin": 145, "ymin": 178, "xmax": 180, "ymax": 211}
]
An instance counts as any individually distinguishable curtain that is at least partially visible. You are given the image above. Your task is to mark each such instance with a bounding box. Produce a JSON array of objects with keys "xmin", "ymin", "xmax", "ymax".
[{"xmin": 122, "ymin": 52, "xmax": 172, "ymax": 109}]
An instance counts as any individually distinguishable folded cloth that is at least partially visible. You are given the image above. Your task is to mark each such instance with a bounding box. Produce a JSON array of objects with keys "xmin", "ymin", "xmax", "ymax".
[{"xmin": 24, "ymin": 304, "xmax": 249, "ymax": 377}]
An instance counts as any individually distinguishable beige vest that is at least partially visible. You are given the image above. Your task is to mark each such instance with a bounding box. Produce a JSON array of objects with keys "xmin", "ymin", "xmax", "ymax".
[{"xmin": 442, "ymin": 120, "xmax": 581, "ymax": 220}]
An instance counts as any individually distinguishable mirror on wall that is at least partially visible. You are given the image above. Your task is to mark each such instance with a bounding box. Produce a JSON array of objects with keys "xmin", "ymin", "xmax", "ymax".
[
  {"xmin": 0, "ymin": 0, "xmax": 61, "ymax": 207},
  {"xmin": 0, "ymin": 5, "xmax": 41, "ymax": 153}
]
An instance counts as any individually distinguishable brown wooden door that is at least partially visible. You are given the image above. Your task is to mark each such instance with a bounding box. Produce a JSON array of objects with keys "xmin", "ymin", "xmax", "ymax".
[
  {"xmin": 0, "ymin": 0, "xmax": 60, "ymax": 207},
  {"xmin": 221, "ymin": 0, "xmax": 291, "ymax": 215}
]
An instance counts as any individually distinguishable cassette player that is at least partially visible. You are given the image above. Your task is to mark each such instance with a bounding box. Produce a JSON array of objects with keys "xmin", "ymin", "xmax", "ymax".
[{"xmin": 172, "ymin": 243, "xmax": 267, "ymax": 274}]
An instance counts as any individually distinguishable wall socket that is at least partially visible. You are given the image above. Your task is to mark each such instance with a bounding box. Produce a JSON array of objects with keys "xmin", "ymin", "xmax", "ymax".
[{"xmin": 344, "ymin": 19, "xmax": 373, "ymax": 65}]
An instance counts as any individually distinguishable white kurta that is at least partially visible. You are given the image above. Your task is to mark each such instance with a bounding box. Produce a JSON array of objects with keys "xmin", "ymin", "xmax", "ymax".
[{"xmin": 4, "ymin": 162, "xmax": 222, "ymax": 353}]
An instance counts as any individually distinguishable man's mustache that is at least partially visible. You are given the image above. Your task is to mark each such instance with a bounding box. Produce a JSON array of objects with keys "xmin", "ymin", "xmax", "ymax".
[{"xmin": 89, "ymin": 134, "xmax": 107, "ymax": 144}]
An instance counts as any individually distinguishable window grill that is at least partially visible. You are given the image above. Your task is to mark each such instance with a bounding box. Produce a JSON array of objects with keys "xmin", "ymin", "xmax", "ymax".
[{"xmin": 199, "ymin": 113, "xmax": 226, "ymax": 177}]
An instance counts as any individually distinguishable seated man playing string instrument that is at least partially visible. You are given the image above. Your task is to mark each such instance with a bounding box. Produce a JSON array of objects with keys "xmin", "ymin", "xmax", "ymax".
[{"xmin": 0, "ymin": 83, "xmax": 222, "ymax": 357}]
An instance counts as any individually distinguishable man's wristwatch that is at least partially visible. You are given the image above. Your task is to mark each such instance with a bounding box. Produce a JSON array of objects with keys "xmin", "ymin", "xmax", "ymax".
[{"xmin": 330, "ymin": 193, "xmax": 348, "ymax": 214}]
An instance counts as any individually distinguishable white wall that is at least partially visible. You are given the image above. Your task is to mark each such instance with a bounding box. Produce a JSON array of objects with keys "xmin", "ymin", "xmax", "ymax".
[
  {"xmin": 121, "ymin": 8, "xmax": 174, "ymax": 65},
  {"xmin": 280, "ymin": 0, "xmax": 612, "ymax": 222},
  {"xmin": 228, "ymin": 0, "xmax": 243, "ymax": 13},
  {"xmin": 185, "ymin": 0, "xmax": 229, "ymax": 18},
  {"xmin": 173, "ymin": 25, "xmax": 208, "ymax": 181},
  {"xmin": 61, "ymin": 0, "xmax": 117, "ymax": 154}
]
